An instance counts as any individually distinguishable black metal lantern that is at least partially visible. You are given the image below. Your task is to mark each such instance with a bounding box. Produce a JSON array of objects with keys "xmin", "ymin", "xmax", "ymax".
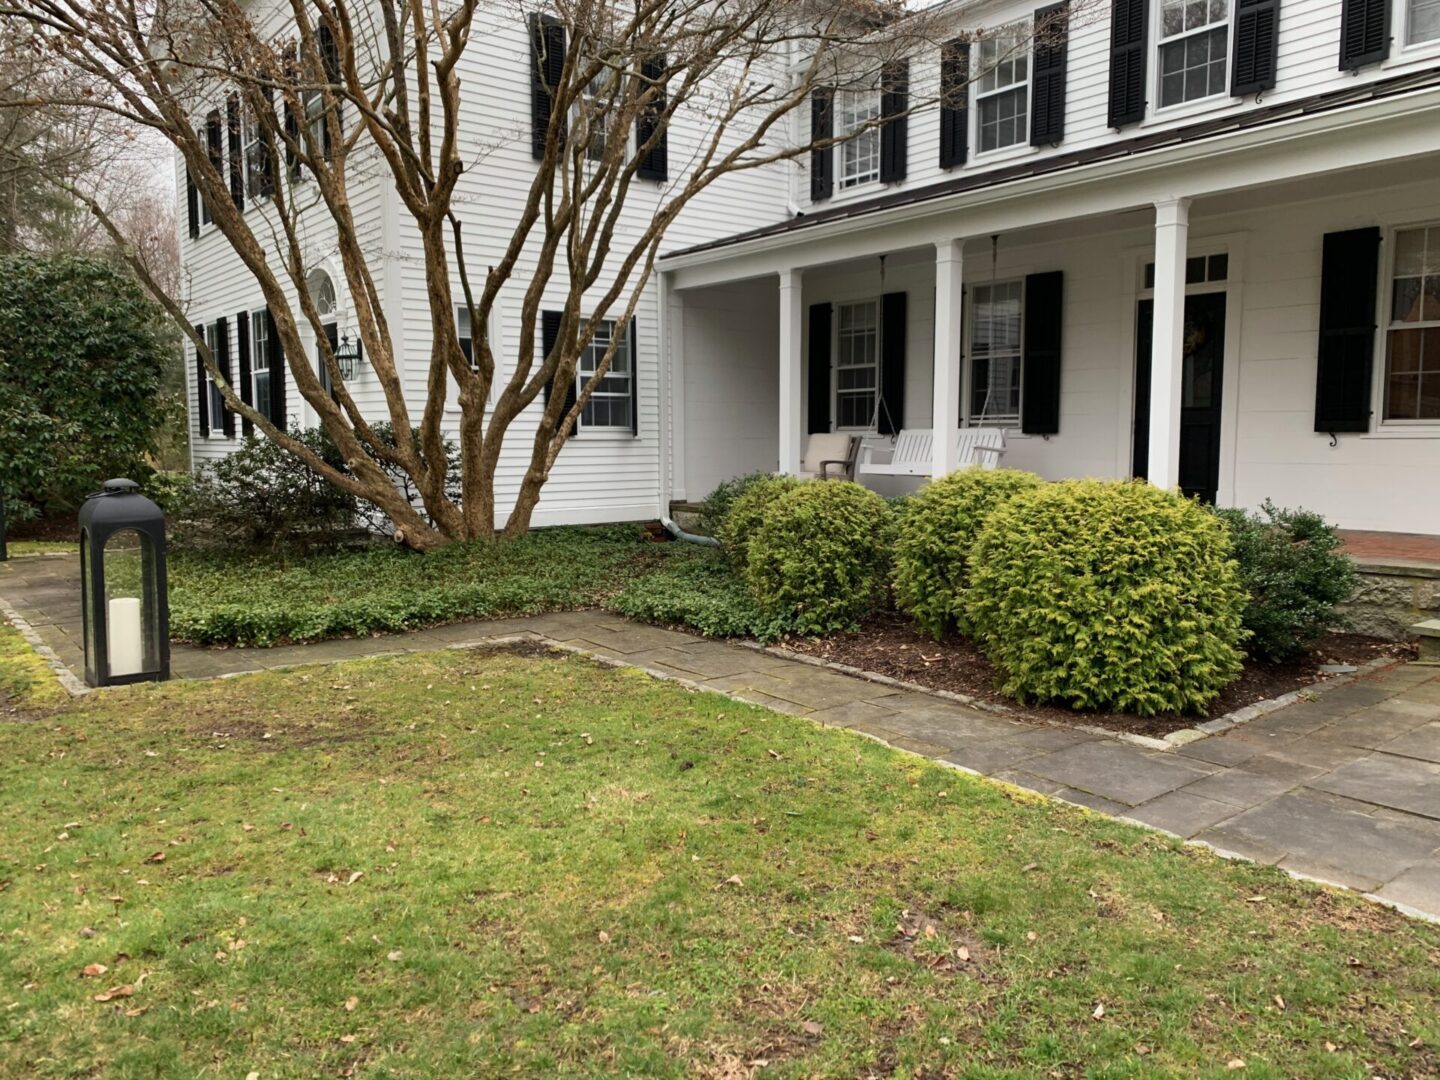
[
  {"xmin": 335, "ymin": 331, "xmax": 364, "ymax": 381},
  {"xmin": 0, "ymin": 493, "xmax": 8, "ymax": 561},
  {"xmin": 77, "ymin": 478, "xmax": 170, "ymax": 687}
]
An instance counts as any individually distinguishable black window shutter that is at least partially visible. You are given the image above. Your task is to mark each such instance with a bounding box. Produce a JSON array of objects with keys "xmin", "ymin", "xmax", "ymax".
[
  {"xmin": 635, "ymin": 54, "xmax": 668, "ymax": 182},
  {"xmin": 879, "ymin": 292, "xmax": 907, "ymax": 435},
  {"xmin": 215, "ymin": 316, "xmax": 235, "ymax": 438},
  {"xmin": 194, "ymin": 324, "xmax": 208, "ymax": 438},
  {"xmin": 540, "ymin": 309, "xmax": 577, "ymax": 434},
  {"xmin": 629, "ymin": 316, "xmax": 640, "ymax": 436},
  {"xmin": 1314, "ymin": 227, "xmax": 1380, "ymax": 433},
  {"xmin": 1031, "ymin": 3, "xmax": 1070, "ymax": 146},
  {"xmin": 266, "ymin": 308, "xmax": 286, "ymax": 428},
  {"xmin": 284, "ymin": 46, "xmax": 301, "ymax": 181},
  {"xmin": 1338, "ymin": 0, "xmax": 1389, "ymax": 69},
  {"xmin": 205, "ymin": 109, "xmax": 223, "ymax": 179},
  {"xmin": 257, "ymin": 88, "xmax": 277, "ymax": 196},
  {"xmin": 1022, "ymin": 271, "xmax": 1063, "ymax": 435},
  {"xmin": 1107, "ymin": 0, "xmax": 1148, "ymax": 127},
  {"xmin": 530, "ymin": 14, "xmax": 566, "ymax": 161},
  {"xmin": 226, "ymin": 93, "xmax": 245, "ymax": 210},
  {"xmin": 938, "ymin": 40, "xmax": 970, "ymax": 169},
  {"xmin": 237, "ymin": 311, "xmax": 253, "ymax": 437},
  {"xmin": 879, "ymin": 61, "xmax": 908, "ymax": 184},
  {"xmin": 186, "ymin": 169, "xmax": 199, "ymax": 238},
  {"xmin": 807, "ymin": 302, "xmax": 832, "ymax": 434},
  {"xmin": 810, "ymin": 88, "xmax": 834, "ymax": 202},
  {"xmin": 1232, "ymin": 0, "xmax": 1280, "ymax": 94},
  {"xmin": 319, "ymin": 21, "xmax": 341, "ymax": 159}
]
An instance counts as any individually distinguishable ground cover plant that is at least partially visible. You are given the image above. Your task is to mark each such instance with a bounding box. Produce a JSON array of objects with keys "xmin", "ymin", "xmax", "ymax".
[
  {"xmin": 609, "ymin": 543, "xmax": 797, "ymax": 641},
  {"xmin": 1, "ymin": 646, "xmax": 1437, "ymax": 1078}
]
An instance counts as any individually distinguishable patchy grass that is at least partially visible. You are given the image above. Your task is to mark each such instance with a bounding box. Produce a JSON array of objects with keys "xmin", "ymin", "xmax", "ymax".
[
  {"xmin": 3, "ymin": 541, "xmax": 73, "ymax": 557},
  {"xmin": 0, "ymin": 622, "xmax": 67, "ymax": 712},
  {"xmin": 1, "ymin": 647, "xmax": 1437, "ymax": 1079}
]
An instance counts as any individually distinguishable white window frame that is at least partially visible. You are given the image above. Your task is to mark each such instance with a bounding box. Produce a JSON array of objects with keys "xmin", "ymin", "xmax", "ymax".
[
  {"xmin": 576, "ymin": 318, "xmax": 633, "ymax": 432},
  {"xmin": 973, "ymin": 22, "xmax": 1032, "ymax": 156},
  {"xmin": 833, "ymin": 300, "xmax": 880, "ymax": 430},
  {"xmin": 194, "ymin": 120, "xmax": 216, "ymax": 231},
  {"xmin": 250, "ymin": 307, "xmax": 271, "ymax": 424},
  {"xmin": 966, "ymin": 280, "xmax": 1025, "ymax": 427},
  {"xmin": 572, "ymin": 63, "xmax": 623, "ymax": 163},
  {"xmin": 1379, "ymin": 222, "xmax": 1440, "ymax": 427},
  {"xmin": 455, "ymin": 303, "xmax": 505, "ymax": 405},
  {"xmin": 242, "ymin": 108, "xmax": 266, "ymax": 200},
  {"xmin": 1404, "ymin": 0, "xmax": 1440, "ymax": 47},
  {"xmin": 837, "ymin": 89, "xmax": 881, "ymax": 189},
  {"xmin": 1153, "ymin": 0, "xmax": 1231, "ymax": 112},
  {"xmin": 203, "ymin": 321, "xmax": 226, "ymax": 437}
]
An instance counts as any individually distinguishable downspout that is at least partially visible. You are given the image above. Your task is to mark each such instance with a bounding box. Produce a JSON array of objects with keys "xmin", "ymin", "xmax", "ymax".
[{"xmin": 661, "ymin": 513, "xmax": 720, "ymax": 547}]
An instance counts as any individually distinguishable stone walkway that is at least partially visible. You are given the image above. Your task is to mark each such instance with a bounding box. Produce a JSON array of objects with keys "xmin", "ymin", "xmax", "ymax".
[{"xmin": 4, "ymin": 553, "xmax": 1440, "ymax": 921}]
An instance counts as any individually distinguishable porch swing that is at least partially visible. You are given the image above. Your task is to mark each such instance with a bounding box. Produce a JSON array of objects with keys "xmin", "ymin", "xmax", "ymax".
[{"xmin": 859, "ymin": 241, "xmax": 1009, "ymax": 478}]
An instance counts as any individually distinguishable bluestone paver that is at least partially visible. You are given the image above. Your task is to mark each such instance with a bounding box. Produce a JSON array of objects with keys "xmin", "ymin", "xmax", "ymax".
[
  {"xmin": 1310, "ymin": 753, "xmax": 1440, "ymax": 821},
  {"xmin": 1022, "ymin": 741, "xmax": 1215, "ymax": 806},
  {"xmin": 1125, "ymin": 790, "xmax": 1241, "ymax": 838}
]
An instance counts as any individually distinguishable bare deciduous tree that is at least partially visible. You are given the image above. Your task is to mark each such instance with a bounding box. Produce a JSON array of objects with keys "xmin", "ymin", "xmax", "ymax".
[{"xmin": 0, "ymin": 0, "xmax": 1073, "ymax": 548}]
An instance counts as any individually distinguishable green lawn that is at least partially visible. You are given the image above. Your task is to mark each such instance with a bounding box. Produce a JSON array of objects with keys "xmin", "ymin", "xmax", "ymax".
[
  {"xmin": 3, "ymin": 540, "xmax": 74, "ymax": 557},
  {"xmin": 1, "ymin": 646, "xmax": 1437, "ymax": 1078}
]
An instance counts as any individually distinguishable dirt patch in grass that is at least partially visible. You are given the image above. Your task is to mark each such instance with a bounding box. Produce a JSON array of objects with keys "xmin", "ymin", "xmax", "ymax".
[{"xmin": 780, "ymin": 612, "xmax": 1412, "ymax": 737}]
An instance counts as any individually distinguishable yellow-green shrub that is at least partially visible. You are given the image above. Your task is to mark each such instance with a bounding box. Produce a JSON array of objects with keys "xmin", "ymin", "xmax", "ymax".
[
  {"xmin": 716, "ymin": 473, "xmax": 803, "ymax": 570},
  {"xmin": 893, "ymin": 467, "xmax": 1045, "ymax": 639},
  {"xmin": 746, "ymin": 481, "xmax": 895, "ymax": 634},
  {"xmin": 966, "ymin": 479, "xmax": 1247, "ymax": 715}
]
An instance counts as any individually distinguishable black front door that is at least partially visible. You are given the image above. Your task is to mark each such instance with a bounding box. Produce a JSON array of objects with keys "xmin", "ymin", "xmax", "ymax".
[{"xmin": 1132, "ymin": 291, "xmax": 1226, "ymax": 504}]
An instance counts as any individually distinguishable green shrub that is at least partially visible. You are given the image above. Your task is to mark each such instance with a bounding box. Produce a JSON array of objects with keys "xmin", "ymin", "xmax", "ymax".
[
  {"xmin": 1214, "ymin": 500, "xmax": 1356, "ymax": 662},
  {"xmin": 745, "ymin": 481, "xmax": 895, "ymax": 635},
  {"xmin": 171, "ymin": 429, "xmax": 360, "ymax": 554},
  {"xmin": 966, "ymin": 479, "xmax": 1247, "ymax": 715},
  {"xmin": 698, "ymin": 471, "xmax": 772, "ymax": 538},
  {"xmin": 893, "ymin": 467, "xmax": 1045, "ymax": 639},
  {"xmin": 716, "ymin": 473, "xmax": 803, "ymax": 570},
  {"xmin": 609, "ymin": 546, "xmax": 797, "ymax": 641}
]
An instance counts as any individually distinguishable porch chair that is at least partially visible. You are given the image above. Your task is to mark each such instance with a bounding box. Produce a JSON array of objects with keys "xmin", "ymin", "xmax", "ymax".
[{"xmin": 798, "ymin": 432, "xmax": 860, "ymax": 480}]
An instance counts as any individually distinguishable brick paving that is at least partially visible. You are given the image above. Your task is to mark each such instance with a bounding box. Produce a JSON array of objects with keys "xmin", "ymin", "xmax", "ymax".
[
  {"xmin": 4, "ymin": 552, "xmax": 1440, "ymax": 921},
  {"xmin": 1340, "ymin": 528, "xmax": 1440, "ymax": 567}
]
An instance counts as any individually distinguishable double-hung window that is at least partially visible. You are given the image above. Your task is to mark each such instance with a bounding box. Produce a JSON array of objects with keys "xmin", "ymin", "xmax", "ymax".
[
  {"xmin": 204, "ymin": 321, "xmax": 225, "ymax": 435},
  {"xmin": 574, "ymin": 65, "xmax": 614, "ymax": 162},
  {"xmin": 250, "ymin": 308, "xmax": 271, "ymax": 420},
  {"xmin": 835, "ymin": 301, "xmax": 879, "ymax": 428},
  {"xmin": 1384, "ymin": 225, "xmax": 1440, "ymax": 422},
  {"xmin": 838, "ymin": 91, "xmax": 881, "ymax": 188},
  {"xmin": 976, "ymin": 23, "xmax": 1030, "ymax": 153},
  {"xmin": 1158, "ymin": 0, "xmax": 1229, "ymax": 108},
  {"xmin": 456, "ymin": 304, "xmax": 478, "ymax": 370},
  {"xmin": 969, "ymin": 281, "xmax": 1024, "ymax": 424},
  {"xmin": 1409, "ymin": 0, "xmax": 1440, "ymax": 44},
  {"xmin": 242, "ymin": 108, "xmax": 266, "ymax": 198},
  {"xmin": 577, "ymin": 319, "xmax": 631, "ymax": 429}
]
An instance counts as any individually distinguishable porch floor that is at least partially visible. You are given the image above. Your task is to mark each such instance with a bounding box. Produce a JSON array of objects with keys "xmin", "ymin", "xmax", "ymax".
[{"xmin": 1341, "ymin": 530, "xmax": 1440, "ymax": 571}]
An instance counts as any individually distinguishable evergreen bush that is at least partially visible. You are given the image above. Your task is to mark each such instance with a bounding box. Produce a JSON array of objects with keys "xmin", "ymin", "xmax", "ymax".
[
  {"xmin": 893, "ymin": 467, "xmax": 1045, "ymax": 639},
  {"xmin": 697, "ymin": 471, "xmax": 771, "ymax": 538},
  {"xmin": 745, "ymin": 480, "xmax": 895, "ymax": 635},
  {"xmin": 1214, "ymin": 500, "xmax": 1356, "ymax": 662},
  {"xmin": 967, "ymin": 479, "xmax": 1248, "ymax": 715},
  {"xmin": 716, "ymin": 473, "xmax": 803, "ymax": 570}
]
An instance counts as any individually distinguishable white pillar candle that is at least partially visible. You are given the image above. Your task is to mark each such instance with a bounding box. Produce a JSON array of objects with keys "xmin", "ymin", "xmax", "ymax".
[{"xmin": 108, "ymin": 596, "xmax": 144, "ymax": 677}]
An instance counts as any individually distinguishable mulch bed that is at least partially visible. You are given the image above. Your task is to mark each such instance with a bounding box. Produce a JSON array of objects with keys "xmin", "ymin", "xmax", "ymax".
[{"xmin": 779, "ymin": 612, "xmax": 1414, "ymax": 738}]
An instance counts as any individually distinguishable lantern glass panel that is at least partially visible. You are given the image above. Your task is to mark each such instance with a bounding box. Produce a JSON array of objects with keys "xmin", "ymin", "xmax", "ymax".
[
  {"xmin": 81, "ymin": 536, "xmax": 96, "ymax": 676},
  {"xmin": 103, "ymin": 529, "xmax": 162, "ymax": 677}
]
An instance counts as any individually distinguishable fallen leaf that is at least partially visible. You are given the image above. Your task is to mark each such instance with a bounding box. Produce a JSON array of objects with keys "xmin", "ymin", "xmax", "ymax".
[
  {"xmin": 1324, "ymin": 1042, "xmax": 1338, "ymax": 1053},
  {"xmin": 81, "ymin": 963, "xmax": 107, "ymax": 978},
  {"xmin": 847, "ymin": 935, "xmax": 864, "ymax": 944},
  {"xmin": 715, "ymin": 874, "xmax": 743, "ymax": 890},
  {"xmin": 339, "ymin": 1034, "xmax": 356, "ymax": 1044},
  {"xmin": 344, "ymin": 996, "xmax": 358, "ymax": 1011},
  {"xmin": 145, "ymin": 852, "xmax": 165, "ymax": 864},
  {"xmin": 597, "ymin": 930, "xmax": 610, "ymax": 944},
  {"xmin": 345, "ymin": 871, "xmax": 363, "ymax": 886},
  {"xmin": 956, "ymin": 945, "xmax": 970, "ymax": 962},
  {"xmin": 79, "ymin": 927, "xmax": 97, "ymax": 939},
  {"xmin": 93, "ymin": 984, "xmax": 134, "ymax": 1003},
  {"xmin": 1026, "ymin": 931, "xmax": 1038, "ymax": 942},
  {"xmin": 1092, "ymin": 1003, "xmax": 1105, "ymax": 1020},
  {"xmin": 1273, "ymin": 994, "xmax": 1285, "ymax": 1010},
  {"xmin": 387, "ymin": 950, "xmax": 403, "ymax": 962},
  {"xmin": 1244, "ymin": 895, "xmax": 1266, "ymax": 903},
  {"xmin": 1021, "ymin": 862, "xmax": 1039, "ymax": 872},
  {"xmin": 767, "ymin": 749, "xmax": 781, "ymax": 760},
  {"xmin": 801, "ymin": 1020, "xmax": 822, "ymax": 1036},
  {"xmin": 246, "ymin": 1073, "xmax": 259, "ymax": 1080},
  {"xmin": 1227, "ymin": 1059, "xmax": 1246, "ymax": 1070}
]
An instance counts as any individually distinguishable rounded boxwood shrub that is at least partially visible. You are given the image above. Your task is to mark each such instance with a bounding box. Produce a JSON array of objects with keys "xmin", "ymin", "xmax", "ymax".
[
  {"xmin": 745, "ymin": 480, "xmax": 895, "ymax": 635},
  {"xmin": 966, "ymin": 479, "xmax": 1247, "ymax": 715},
  {"xmin": 893, "ymin": 467, "xmax": 1045, "ymax": 639},
  {"xmin": 698, "ymin": 470, "xmax": 772, "ymax": 538},
  {"xmin": 716, "ymin": 473, "xmax": 803, "ymax": 570},
  {"xmin": 1213, "ymin": 499, "xmax": 1356, "ymax": 663}
]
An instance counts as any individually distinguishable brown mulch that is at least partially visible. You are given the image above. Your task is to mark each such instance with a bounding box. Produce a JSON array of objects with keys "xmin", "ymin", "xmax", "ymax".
[
  {"xmin": 779, "ymin": 612, "xmax": 1414, "ymax": 738},
  {"xmin": 6, "ymin": 513, "xmax": 78, "ymax": 543}
]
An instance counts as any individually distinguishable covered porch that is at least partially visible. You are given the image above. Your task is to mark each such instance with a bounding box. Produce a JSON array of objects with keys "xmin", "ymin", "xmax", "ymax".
[{"xmin": 661, "ymin": 150, "xmax": 1440, "ymax": 536}]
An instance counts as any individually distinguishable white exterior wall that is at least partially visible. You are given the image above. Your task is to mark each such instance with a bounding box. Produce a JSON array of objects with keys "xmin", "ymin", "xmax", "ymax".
[
  {"xmin": 792, "ymin": 0, "xmax": 1440, "ymax": 216},
  {"xmin": 750, "ymin": 176, "xmax": 1440, "ymax": 531}
]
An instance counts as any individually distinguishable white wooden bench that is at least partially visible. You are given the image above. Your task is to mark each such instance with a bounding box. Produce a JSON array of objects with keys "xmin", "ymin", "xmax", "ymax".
[{"xmin": 858, "ymin": 427, "xmax": 1008, "ymax": 476}]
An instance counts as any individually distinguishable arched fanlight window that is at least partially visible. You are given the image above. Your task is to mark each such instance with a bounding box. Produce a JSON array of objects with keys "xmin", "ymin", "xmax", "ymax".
[{"xmin": 307, "ymin": 269, "xmax": 337, "ymax": 318}]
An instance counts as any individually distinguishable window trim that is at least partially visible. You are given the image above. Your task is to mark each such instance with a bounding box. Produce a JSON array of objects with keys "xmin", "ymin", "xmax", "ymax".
[
  {"xmin": 195, "ymin": 119, "xmax": 217, "ymax": 233},
  {"xmin": 836, "ymin": 88, "xmax": 881, "ymax": 189},
  {"xmin": 1152, "ymin": 0, "xmax": 1232, "ymax": 113},
  {"xmin": 972, "ymin": 22, "xmax": 1033, "ymax": 157},
  {"xmin": 241, "ymin": 108, "xmax": 267, "ymax": 201},
  {"xmin": 965, "ymin": 278, "xmax": 1026, "ymax": 427},
  {"xmin": 1402, "ymin": 0, "xmax": 1440, "ymax": 48},
  {"xmin": 832, "ymin": 298, "xmax": 881, "ymax": 430},
  {"xmin": 455, "ymin": 302, "xmax": 505, "ymax": 406},
  {"xmin": 575, "ymin": 318, "xmax": 633, "ymax": 432},
  {"xmin": 1377, "ymin": 221, "xmax": 1440, "ymax": 428},
  {"xmin": 571, "ymin": 61, "xmax": 626, "ymax": 163},
  {"xmin": 249, "ymin": 306, "xmax": 272, "ymax": 422},
  {"xmin": 202, "ymin": 321, "xmax": 226, "ymax": 438}
]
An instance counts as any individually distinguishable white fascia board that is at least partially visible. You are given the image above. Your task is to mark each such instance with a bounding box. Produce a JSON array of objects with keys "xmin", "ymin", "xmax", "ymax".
[{"xmin": 662, "ymin": 85, "xmax": 1440, "ymax": 291}]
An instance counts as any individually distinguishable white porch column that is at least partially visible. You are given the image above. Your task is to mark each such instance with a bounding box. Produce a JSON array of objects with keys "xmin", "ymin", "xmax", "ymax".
[
  {"xmin": 778, "ymin": 268, "xmax": 804, "ymax": 475},
  {"xmin": 932, "ymin": 239, "xmax": 965, "ymax": 478},
  {"xmin": 1147, "ymin": 197, "xmax": 1191, "ymax": 491}
]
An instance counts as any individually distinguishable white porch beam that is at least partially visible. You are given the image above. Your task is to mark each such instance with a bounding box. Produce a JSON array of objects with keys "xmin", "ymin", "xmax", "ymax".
[
  {"xmin": 933, "ymin": 239, "xmax": 965, "ymax": 478},
  {"xmin": 1147, "ymin": 197, "xmax": 1191, "ymax": 491},
  {"xmin": 778, "ymin": 268, "xmax": 804, "ymax": 475}
]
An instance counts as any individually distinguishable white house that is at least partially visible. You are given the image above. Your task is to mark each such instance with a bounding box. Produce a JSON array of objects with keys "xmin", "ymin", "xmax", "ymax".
[{"xmin": 183, "ymin": 0, "xmax": 1440, "ymax": 534}]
